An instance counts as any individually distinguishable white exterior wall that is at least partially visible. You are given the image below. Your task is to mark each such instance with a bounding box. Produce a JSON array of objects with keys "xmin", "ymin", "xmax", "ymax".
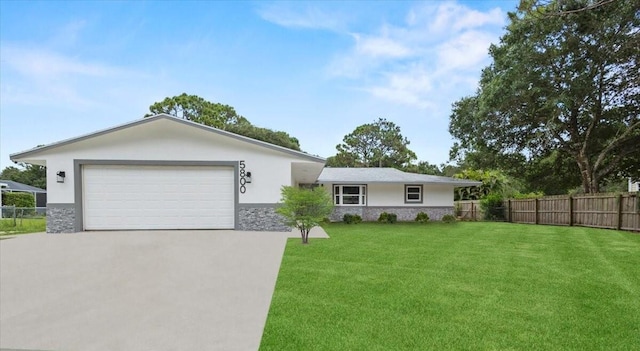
[
  {"xmin": 39, "ymin": 119, "xmax": 297, "ymax": 204},
  {"xmin": 340, "ymin": 183, "xmax": 454, "ymax": 207}
]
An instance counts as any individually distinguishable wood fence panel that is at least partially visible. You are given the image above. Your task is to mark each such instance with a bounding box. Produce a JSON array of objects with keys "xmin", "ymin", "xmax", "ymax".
[
  {"xmin": 457, "ymin": 200, "xmax": 482, "ymax": 221},
  {"xmin": 503, "ymin": 193, "xmax": 639, "ymax": 232},
  {"xmin": 456, "ymin": 193, "xmax": 639, "ymax": 232},
  {"xmin": 621, "ymin": 195, "xmax": 639, "ymax": 231},
  {"xmin": 538, "ymin": 197, "xmax": 570, "ymax": 226},
  {"xmin": 510, "ymin": 199, "xmax": 536, "ymax": 223}
]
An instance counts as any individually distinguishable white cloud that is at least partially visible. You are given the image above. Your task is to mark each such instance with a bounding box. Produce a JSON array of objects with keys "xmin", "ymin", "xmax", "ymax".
[
  {"xmin": 0, "ymin": 44, "xmax": 139, "ymax": 108},
  {"xmin": 257, "ymin": 3, "xmax": 346, "ymax": 31},
  {"xmin": 354, "ymin": 35, "xmax": 411, "ymax": 58},
  {"xmin": 328, "ymin": 1, "xmax": 506, "ymax": 110},
  {"xmin": 2, "ymin": 45, "xmax": 118, "ymax": 79},
  {"xmin": 366, "ymin": 64, "xmax": 433, "ymax": 108},
  {"xmin": 436, "ymin": 30, "xmax": 497, "ymax": 71}
]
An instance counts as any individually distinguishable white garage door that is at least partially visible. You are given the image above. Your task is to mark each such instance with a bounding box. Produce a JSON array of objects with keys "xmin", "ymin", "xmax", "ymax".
[{"xmin": 83, "ymin": 165, "xmax": 235, "ymax": 230}]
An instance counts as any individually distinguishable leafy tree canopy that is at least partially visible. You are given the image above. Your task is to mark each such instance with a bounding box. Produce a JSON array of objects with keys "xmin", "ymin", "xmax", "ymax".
[
  {"xmin": 330, "ymin": 118, "xmax": 417, "ymax": 168},
  {"xmin": 146, "ymin": 93, "xmax": 301, "ymax": 151},
  {"xmin": 453, "ymin": 169, "xmax": 522, "ymax": 200},
  {"xmin": 0, "ymin": 163, "xmax": 47, "ymax": 189},
  {"xmin": 449, "ymin": 0, "xmax": 640, "ymax": 193}
]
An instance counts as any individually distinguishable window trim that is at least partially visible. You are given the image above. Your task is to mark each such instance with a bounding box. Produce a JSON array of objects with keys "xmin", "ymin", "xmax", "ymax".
[
  {"xmin": 404, "ymin": 184, "xmax": 423, "ymax": 204},
  {"xmin": 333, "ymin": 184, "xmax": 367, "ymax": 206}
]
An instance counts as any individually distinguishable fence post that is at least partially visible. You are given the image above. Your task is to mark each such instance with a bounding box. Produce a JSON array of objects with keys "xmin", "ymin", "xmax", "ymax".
[
  {"xmin": 471, "ymin": 202, "xmax": 475, "ymax": 221},
  {"xmin": 617, "ymin": 194, "xmax": 623, "ymax": 231},
  {"xmin": 508, "ymin": 199, "xmax": 512, "ymax": 223},
  {"xmin": 535, "ymin": 198, "xmax": 539, "ymax": 225},
  {"xmin": 568, "ymin": 196, "xmax": 573, "ymax": 226}
]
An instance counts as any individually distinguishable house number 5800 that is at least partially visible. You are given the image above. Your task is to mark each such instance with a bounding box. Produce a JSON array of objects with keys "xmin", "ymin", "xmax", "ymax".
[{"xmin": 239, "ymin": 160, "xmax": 247, "ymax": 194}]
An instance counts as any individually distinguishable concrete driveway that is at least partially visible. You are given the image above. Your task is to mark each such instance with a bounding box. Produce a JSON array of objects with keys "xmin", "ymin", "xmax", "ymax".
[{"xmin": 0, "ymin": 229, "xmax": 326, "ymax": 351}]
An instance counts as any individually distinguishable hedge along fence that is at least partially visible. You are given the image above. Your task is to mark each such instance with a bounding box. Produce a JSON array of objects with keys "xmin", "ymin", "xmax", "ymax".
[{"xmin": 507, "ymin": 193, "xmax": 639, "ymax": 232}]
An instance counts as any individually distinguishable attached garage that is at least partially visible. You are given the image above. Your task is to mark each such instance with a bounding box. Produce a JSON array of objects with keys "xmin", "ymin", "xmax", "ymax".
[
  {"xmin": 9, "ymin": 114, "xmax": 326, "ymax": 233},
  {"xmin": 82, "ymin": 165, "xmax": 235, "ymax": 230}
]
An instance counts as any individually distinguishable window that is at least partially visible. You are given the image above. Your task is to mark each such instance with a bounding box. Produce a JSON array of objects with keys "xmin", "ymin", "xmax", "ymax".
[
  {"xmin": 334, "ymin": 185, "xmax": 366, "ymax": 206},
  {"xmin": 405, "ymin": 185, "xmax": 423, "ymax": 203}
]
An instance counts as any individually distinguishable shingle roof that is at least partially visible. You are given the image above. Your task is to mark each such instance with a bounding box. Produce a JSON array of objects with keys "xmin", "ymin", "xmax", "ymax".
[
  {"xmin": 317, "ymin": 167, "xmax": 482, "ymax": 186},
  {"xmin": 0, "ymin": 180, "xmax": 46, "ymax": 193}
]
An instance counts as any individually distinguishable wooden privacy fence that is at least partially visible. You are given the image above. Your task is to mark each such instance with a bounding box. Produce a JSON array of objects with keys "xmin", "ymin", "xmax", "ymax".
[
  {"xmin": 507, "ymin": 193, "xmax": 639, "ymax": 231},
  {"xmin": 456, "ymin": 200, "xmax": 483, "ymax": 221}
]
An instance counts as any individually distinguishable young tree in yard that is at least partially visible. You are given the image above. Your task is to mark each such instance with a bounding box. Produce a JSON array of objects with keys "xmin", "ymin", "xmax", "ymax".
[
  {"xmin": 333, "ymin": 118, "xmax": 417, "ymax": 168},
  {"xmin": 276, "ymin": 186, "xmax": 333, "ymax": 244},
  {"xmin": 449, "ymin": 0, "xmax": 640, "ymax": 193}
]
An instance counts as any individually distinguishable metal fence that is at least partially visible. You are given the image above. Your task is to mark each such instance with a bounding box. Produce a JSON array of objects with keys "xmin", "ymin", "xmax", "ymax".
[{"xmin": 1, "ymin": 206, "xmax": 47, "ymax": 219}]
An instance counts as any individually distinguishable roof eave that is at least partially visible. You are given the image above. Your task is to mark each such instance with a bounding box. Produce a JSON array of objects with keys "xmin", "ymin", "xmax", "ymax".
[{"xmin": 10, "ymin": 114, "xmax": 326, "ymax": 164}]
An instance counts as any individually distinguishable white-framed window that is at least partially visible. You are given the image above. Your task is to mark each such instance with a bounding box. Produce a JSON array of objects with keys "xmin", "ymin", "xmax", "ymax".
[
  {"xmin": 405, "ymin": 185, "xmax": 423, "ymax": 203},
  {"xmin": 334, "ymin": 185, "xmax": 366, "ymax": 206}
]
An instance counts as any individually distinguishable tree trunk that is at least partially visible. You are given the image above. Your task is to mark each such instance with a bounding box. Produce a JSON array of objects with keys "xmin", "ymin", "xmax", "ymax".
[{"xmin": 576, "ymin": 154, "xmax": 600, "ymax": 193}]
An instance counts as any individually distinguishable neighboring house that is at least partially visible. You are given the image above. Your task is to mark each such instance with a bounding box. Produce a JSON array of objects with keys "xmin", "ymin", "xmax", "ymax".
[
  {"xmin": 0, "ymin": 179, "xmax": 47, "ymax": 208},
  {"xmin": 10, "ymin": 114, "xmax": 325, "ymax": 233},
  {"xmin": 317, "ymin": 168, "xmax": 481, "ymax": 221},
  {"xmin": 630, "ymin": 178, "xmax": 639, "ymax": 192}
]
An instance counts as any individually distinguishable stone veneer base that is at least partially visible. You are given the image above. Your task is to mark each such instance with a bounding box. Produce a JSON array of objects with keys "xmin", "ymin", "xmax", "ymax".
[
  {"xmin": 47, "ymin": 204, "xmax": 291, "ymax": 233},
  {"xmin": 47, "ymin": 205, "xmax": 76, "ymax": 233},
  {"xmin": 238, "ymin": 205, "xmax": 290, "ymax": 232},
  {"xmin": 331, "ymin": 206, "xmax": 454, "ymax": 222}
]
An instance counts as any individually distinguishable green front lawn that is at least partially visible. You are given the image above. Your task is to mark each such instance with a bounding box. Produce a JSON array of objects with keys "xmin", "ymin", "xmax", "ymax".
[
  {"xmin": 0, "ymin": 217, "xmax": 46, "ymax": 235},
  {"xmin": 260, "ymin": 222, "xmax": 640, "ymax": 351}
]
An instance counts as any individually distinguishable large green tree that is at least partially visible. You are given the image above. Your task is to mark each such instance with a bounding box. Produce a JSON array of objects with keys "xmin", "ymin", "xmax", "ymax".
[
  {"xmin": 449, "ymin": 0, "xmax": 640, "ymax": 193},
  {"xmin": 146, "ymin": 93, "xmax": 301, "ymax": 151},
  {"xmin": 330, "ymin": 118, "xmax": 417, "ymax": 168},
  {"xmin": 0, "ymin": 164, "xmax": 46, "ymax": 189}
]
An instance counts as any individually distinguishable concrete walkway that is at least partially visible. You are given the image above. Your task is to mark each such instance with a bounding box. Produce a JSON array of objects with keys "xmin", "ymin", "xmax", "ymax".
[{"xmin": 0, "ymin": 228, "xmax": 328, "ymax": 351}]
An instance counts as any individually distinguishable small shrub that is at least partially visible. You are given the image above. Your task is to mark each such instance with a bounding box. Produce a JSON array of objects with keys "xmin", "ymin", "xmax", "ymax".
[
  {"xmin": 480, "ymin": 193, "xmax": 505, "ymax": 221},
  {"xmin": 441, "ymin": 214, "xmax": 456, "ymax": 223},
  {"xmin": 378, "ymin": 212, "xmax": 397, "ymax": 224},
  {"xmin": 415, "ymin": 212, "xmax": 430, "ymax": 223},
  {"xmin": 454, "ymin": 202, "xmax": 462, "ymax": 216},
  {"xmin": 343, "ymin": 213, "xmax": 362, "ymax": 224}
]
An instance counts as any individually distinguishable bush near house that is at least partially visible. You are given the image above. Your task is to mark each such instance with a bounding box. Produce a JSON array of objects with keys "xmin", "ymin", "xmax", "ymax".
[
  {"xmin": 441, "ymin": 214, "xmax": 457, "ymax": 223},
  {"xmin": 378, "ymin": 212, "xmax": 397, "ymax": 224},
  {"xmin": 343, "ymin": 213, "xmax": 362, "ymax": 224},
  {"xmin": 415, "ymin": 212, "xmax": 430, "ymax": 223}
]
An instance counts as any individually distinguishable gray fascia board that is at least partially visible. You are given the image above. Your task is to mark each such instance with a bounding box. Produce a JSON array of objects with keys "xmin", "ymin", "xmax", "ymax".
[{"xmin": 11, "ymin": 114, "xmax": 326, "ymax": 164}]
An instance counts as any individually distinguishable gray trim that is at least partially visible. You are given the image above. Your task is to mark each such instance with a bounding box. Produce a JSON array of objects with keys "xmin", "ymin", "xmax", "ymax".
[
  {"xmin": 332, "ymin": 183, "xmax": 368, "ymax": 206},
  {"xmin": 73, "ymin": 160, "xmax": 240, "ymax": 232},
  {"xmin": 46, "ymin": 203, "xmax": 75, "ymax": 208},
  {"xmin": 11, "ymin": 114, "xmax": 326, "ymax": 163},
  {"xmin": 239, "ymin": 203, "xmax": 280, "ymax": 208},
  {"xmin": 404, "ymin": 184, "xmax": 424, "ymax": 204}
]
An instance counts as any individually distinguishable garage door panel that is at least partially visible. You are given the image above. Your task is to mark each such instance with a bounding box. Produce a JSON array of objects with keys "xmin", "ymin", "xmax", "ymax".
[{"xmin": 83, "ymin": 165, "xmax": 235, "ymax": 230}]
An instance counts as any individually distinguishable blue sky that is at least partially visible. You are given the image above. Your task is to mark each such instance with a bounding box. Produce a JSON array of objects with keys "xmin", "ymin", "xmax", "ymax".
[{"xmin": 0, "ymin": 0, "xmax": 518, "ymax": 170}]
